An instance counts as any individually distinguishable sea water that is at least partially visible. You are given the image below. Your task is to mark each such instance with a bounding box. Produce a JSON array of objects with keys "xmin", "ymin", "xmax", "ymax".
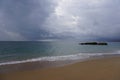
[{"xmin": 0, "ymin": 41, "xmax": 120, "ymax": 66}]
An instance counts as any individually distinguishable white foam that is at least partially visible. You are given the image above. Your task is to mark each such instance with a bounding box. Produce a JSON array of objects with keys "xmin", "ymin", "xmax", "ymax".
[
  {"xmin": 116, "ymin": 50, "xmax": 120, "ymax": 54},
  {"xmin": 0, "ymin": 52, "xmax": 120, "ymax": 66}
]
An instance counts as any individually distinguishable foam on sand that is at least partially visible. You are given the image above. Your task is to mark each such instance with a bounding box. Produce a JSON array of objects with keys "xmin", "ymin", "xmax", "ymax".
[
  {"xmin": 1, "ymin": 56, "xmax": 120, "ymax": 80},
  {"xmin": 0, "ymin": 51, "xmax": 120, "ymax": 66}
]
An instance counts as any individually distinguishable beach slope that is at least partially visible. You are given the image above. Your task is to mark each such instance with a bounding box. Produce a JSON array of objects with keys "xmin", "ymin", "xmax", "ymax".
[{"xmin": 1, "ymin": 57, "xmax": 120, "ymax": 80}]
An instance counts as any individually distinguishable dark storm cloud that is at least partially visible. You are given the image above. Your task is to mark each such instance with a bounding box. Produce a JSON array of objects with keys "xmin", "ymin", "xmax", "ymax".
[
  {"xmin": 0, "ymin": 0, "xmax": 56, "ymax": 40},
  {"xmin": 0, "ymin": 0, "xmax": 120, "ymax": 41},
  {"xmin": 44, "ymin": 0, "xmax": 120, "ymax": 41}
]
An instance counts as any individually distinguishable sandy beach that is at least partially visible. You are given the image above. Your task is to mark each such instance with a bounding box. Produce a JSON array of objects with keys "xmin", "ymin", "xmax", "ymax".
[{"xmin": 0, "ymin": 56, "xmax": 120, "ymax": 80}]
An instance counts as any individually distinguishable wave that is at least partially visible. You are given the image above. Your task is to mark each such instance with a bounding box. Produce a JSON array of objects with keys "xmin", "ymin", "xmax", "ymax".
[{"xmin": 0, "ymin": 51, "xmax": 120, "ymax": 66}]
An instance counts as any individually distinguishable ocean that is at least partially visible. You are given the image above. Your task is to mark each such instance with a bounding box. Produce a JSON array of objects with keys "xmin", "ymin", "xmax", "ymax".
[{"xmin": 0, "ymin": 41, "xmax": 120, "ymax": 66}]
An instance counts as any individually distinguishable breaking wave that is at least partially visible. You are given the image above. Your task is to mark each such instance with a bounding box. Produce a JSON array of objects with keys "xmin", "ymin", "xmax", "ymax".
[{"xmin": 0, "ymin": 51, "xmax": 120, "ymax": 66}]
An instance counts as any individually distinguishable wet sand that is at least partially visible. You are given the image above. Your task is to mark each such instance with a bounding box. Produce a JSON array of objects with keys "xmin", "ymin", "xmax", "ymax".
[{"xmin": 1, "ymin": 56, "xmax": 120, "ymax": 80}]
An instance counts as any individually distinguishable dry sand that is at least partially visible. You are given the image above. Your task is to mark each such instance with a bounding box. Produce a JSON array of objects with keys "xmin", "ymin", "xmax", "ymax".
[{"xmin": 1, "ymin": 56, "xmax": 120, "ymax": 80}]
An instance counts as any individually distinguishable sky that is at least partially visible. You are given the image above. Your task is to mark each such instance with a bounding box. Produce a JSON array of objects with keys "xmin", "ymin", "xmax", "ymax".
[{"xmin": 0, "ymin": 0, "xmax": 120, "ymax": 41}]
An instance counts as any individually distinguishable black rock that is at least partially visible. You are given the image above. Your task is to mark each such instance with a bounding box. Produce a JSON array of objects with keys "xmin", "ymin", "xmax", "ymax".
[{"xmin": 79, "ymin": 42, "xmax": 108, "ymax": 45}]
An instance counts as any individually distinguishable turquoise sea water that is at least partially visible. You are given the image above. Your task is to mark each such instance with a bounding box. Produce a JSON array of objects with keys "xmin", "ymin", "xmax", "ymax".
[{"xmin": 0, "ymin": 41, "xmax": 120, "ymax": 65}]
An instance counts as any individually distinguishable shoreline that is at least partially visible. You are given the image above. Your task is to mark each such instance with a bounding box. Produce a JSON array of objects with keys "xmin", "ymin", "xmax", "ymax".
[
  {"xmin": 1, "ymin": 56, "xmax": 120, "ymax": 80},
  {"xmin": 0, "ymin": 54, "xmax": 120, "ymax": 73},
  {"xmin": 0, "ymin": 60, "xmax": 78, "ymax": 73}
]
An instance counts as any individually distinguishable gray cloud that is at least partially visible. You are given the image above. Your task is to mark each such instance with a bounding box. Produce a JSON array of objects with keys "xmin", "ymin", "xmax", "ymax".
[
  {"xmin": 44, "ymin": 0, "xmax": 120, "ymax": 41},
  {"xmin": 0, "ymin": 0, "xmax": 120, "ymax": 41},
  {"xmin": 0, "ymin": 0, "xmax": 56, "ymax": 40}
]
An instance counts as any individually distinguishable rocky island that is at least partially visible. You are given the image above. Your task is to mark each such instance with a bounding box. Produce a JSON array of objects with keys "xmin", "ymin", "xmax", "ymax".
[{"xmin": 79, "ymin": 42, "xmax": 108, "ymax": 45}]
